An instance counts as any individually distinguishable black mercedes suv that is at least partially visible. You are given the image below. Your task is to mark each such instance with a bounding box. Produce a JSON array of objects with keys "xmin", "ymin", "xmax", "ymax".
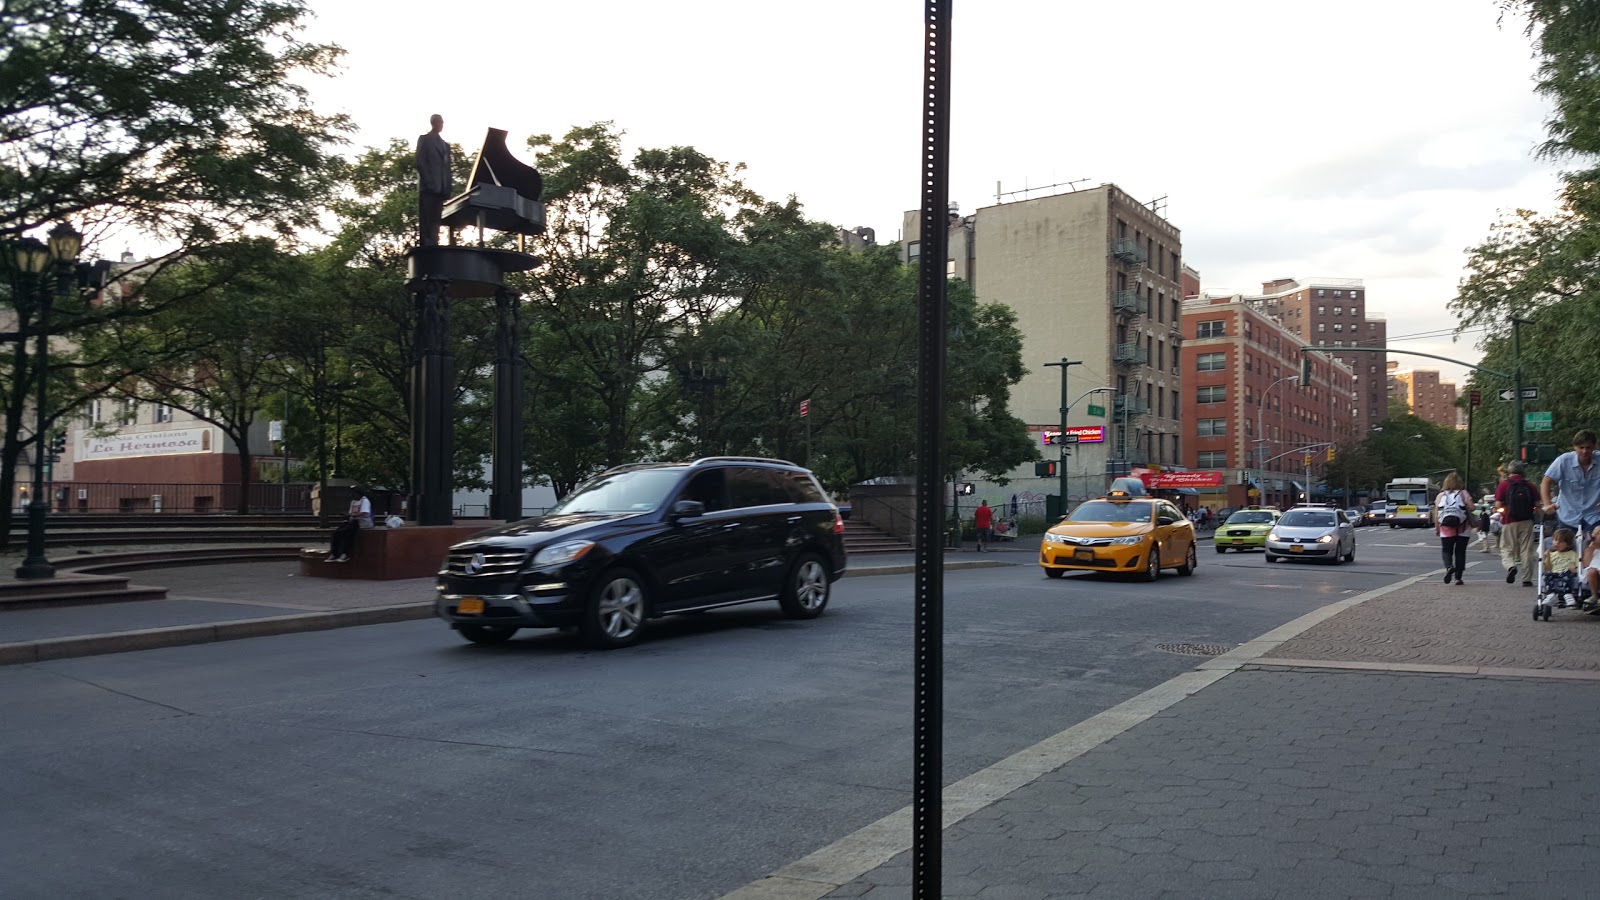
[{"xmin": 435, "ymin": 457, "xmax": 847, "ymax": 648}]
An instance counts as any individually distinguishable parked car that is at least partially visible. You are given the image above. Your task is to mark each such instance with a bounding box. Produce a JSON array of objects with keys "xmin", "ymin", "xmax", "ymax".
[
  {"xmin": 1040, "ymin": 484, "xmax": 1197, "ymax": 581},
  {"xmin": 1266, "ymin": 506, "xmax": 1356, "ymax": 564},
  {"xmin": 434, "ymin": 457, "xmax": 847, "ymax": 648}
]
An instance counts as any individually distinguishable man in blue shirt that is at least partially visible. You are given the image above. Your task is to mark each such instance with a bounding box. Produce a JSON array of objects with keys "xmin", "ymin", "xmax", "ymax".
[{"xmin": 1542, "ymin": 430, "xmax": 1600, "ymax": 608}]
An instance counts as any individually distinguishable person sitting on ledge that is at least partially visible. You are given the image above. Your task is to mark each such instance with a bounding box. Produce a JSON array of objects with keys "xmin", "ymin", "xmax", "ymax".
[{"xmin": 327, "ymin": 487, "xmax": 373, "ymax": 563}]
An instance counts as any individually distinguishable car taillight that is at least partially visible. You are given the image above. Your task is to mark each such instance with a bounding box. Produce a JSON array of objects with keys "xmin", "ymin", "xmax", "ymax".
[{"xmin": 833, "ymin": 512, "xmax": 845, "ymax": 534}]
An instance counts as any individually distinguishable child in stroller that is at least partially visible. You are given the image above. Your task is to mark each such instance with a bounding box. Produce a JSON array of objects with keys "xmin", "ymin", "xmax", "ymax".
[{"xmin": 1536, "ymin": 527, "xmax": 1581, "ymax": 620}]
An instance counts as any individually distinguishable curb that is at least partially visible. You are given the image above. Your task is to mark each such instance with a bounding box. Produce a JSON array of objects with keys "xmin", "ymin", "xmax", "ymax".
[{"xmin": 0, "ymin": 560, "xmax": 1021, "ymax": 667}]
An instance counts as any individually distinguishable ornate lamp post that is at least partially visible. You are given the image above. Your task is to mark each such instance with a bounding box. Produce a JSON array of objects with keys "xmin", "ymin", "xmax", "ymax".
[{"xmin": 16, "ymin": 222, "xmax": 81, "ymax": 579}]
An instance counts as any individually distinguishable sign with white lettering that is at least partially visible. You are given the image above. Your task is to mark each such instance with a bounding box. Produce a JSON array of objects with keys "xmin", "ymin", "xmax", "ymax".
[{"xmin": 81, "ymin": 428, "xmax": 215, "ymax": 461}]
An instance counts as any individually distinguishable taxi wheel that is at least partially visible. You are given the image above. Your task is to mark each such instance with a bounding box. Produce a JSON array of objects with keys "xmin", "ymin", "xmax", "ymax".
[
  {"xmin": 1044, "ymin": 568, "xmax": 1065, "ymax": 579},
  {"xmin": 1214, "ymin": 544, "xmax": 1227, "ymax": 554},
  {"xmin": 1141, "ymin": 545, "xmax": 1161, "ymax": 582},
  {"xmin": 1177, "ymin": 542, "xmax": 1196, "ymax": 576}
]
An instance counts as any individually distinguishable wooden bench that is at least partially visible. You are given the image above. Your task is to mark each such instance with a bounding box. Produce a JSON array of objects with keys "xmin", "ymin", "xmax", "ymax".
[{"xmin": 299, "ymin": 523, "xmax": 502, "ymax": 580}]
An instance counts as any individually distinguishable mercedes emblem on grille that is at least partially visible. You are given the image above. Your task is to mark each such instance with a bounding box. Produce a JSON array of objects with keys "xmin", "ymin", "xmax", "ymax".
[{"xmin": 464, "ymin": 552, "xmax": 487, "ymax": 575}]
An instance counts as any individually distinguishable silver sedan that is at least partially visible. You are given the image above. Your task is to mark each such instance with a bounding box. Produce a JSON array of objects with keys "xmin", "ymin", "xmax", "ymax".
[{"xmin": 1265, "ymin": 507, "xmax": 1356, "ymax": 564}]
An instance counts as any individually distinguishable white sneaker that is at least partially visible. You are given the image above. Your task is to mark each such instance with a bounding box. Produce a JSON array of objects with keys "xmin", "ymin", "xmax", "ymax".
[
  {"xmin": 1543, "ymin": 594, "xmax": 1558, "ymax": 606},
  {"xmin": 324, "ymin": 556, "xmax": 338, "ymax": 563},
  {"xmin": 1564, "ymin": 593, "xmax": 1577, "ymax": 605},
  {"xmin": 336, "ymin": 555, "xmax": 350, "ymax": 563}
]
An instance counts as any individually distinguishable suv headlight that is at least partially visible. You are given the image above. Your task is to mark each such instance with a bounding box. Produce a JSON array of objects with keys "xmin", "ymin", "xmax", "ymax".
[
  {"xmin": 532, "ymin": 540, "xmax": 595, "ymax": 567},
  {"xmin": 1109, "ymin": 535, "xmax": 1144, "ymax": 545}
]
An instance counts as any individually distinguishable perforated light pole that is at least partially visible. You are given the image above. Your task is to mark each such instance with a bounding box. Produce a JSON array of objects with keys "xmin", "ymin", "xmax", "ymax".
[{"xmin": 912, "ymin": 1, "xmax": 952, "ymax": 895}]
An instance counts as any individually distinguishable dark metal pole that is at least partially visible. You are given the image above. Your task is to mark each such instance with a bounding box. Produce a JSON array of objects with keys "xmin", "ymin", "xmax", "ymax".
[
  {"xmin": 1466, "ymin": 402, "xmax": 1473, "ymax": 490},
  {"xmin": 913, "ymin": 0, "xmax": 952, "ymax": 895},
  {"xmin": 1045, "ymin": 359, "xmax": 1081, "ymax": 512},
  {"xmin": 491, "ymin": 288, "xmax": 524, "ymax": 521},
  {"xmin": 17, "ymin": 267, "xmax": 54, "ymax": 579},
  {"xmin": 1511, "ymin": 317, "xmax": 1527, "ymax": 458},
  {"xmin": 410, "ymin": 278, "xmax": 454, "ymax": 525}
]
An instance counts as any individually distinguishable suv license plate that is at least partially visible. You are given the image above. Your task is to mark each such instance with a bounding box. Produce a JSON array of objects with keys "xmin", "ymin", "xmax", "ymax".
[{"xmin": 457, "ymin": 598, "xmax": 485, "ymax": 614}]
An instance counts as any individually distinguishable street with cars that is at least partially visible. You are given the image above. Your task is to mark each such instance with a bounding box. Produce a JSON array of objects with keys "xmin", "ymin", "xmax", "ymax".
[{"xmin": 0, "ymin": 531, "xmax": 1457, "ymax": 900}]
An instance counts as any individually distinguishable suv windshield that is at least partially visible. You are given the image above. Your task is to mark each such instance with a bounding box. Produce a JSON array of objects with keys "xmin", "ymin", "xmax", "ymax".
[
  {"xmin": 1068, "ymin": 500, "xmax": 1154, "ymax": 523},
  {"xmin": 1279, "ymin": 510, "xmax": 1338, "ymax": 528},
  {"xmin": 547, "ymin": 468, "xmax": 684, "ymax": 515},
  {"xmin": 1226, "ymin": 511, "xmax": 1275, "ymax": 525}
]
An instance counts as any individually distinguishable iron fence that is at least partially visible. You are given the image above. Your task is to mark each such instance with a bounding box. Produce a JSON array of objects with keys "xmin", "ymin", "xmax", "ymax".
[{"xmin": 23, "ymin": 482, "xmax": 314, "ymax": 514}]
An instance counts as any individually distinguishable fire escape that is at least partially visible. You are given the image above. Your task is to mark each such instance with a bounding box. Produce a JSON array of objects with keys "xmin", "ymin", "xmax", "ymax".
[{"xmin": 1110, "ymin": 237, "xmax": 1150, "ymax": 470}]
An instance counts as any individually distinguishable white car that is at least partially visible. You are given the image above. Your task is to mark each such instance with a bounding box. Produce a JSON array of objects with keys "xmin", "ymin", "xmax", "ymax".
[{"xmin": 1265, "ymin": 507, "xmax": 1356, "ymax": 564}]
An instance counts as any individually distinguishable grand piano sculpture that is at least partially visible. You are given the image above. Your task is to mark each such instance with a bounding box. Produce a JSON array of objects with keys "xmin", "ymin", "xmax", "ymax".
[{"xmin": 406, "ymin": 128, "xmax": 545, "ymax": 526}]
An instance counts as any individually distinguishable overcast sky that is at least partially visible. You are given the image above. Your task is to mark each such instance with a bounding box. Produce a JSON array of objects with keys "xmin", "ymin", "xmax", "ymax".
[{"xmin": 297, "ymin": 0, "xmax": 1564, "ymax": 389}]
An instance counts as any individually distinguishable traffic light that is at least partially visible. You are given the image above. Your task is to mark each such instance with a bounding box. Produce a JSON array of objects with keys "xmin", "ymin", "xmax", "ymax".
[
  {"xmin": 49, "ymin": 435, "xmax": 66, "ymax": 455},
  {"xmin": 1521, "ymin": 442, "xmax": 1557, "ymax": 464},
  {"xmin": 1303, "ymin": 454, "xmax": 1312, "ymax": 466},
  {"xmin": 1327, "ymin": 447, "xmax": 1336, "ymax": 462},
  {"xmin": 1299, "ymin": 353, "xmax": 1313, "ymax": 383},
  {"xmin": 1034, "ymin": 460, "xmax": 1057, "ymax": 477}
]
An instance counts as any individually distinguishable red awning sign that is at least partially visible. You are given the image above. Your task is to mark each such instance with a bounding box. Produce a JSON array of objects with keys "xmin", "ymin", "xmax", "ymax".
[{"xmin": 1149, "ymin": 471, "xmax": 1225, "ymax": 488}]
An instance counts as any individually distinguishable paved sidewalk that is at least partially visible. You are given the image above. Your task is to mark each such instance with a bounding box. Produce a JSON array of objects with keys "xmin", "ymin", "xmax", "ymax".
[
  {"xmin": 728, "ymin": 559, "xmax": 1600, "ymax": 900},
  {"xmin": 0, "ymin": 545, "xmax": 1032, "ymax": 665}
]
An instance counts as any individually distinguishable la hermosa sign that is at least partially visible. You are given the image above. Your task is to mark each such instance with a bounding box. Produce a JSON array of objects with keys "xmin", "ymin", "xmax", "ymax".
[{"xmin": 83, "ymin": 428, "xmax": 215, "ymax": 461}]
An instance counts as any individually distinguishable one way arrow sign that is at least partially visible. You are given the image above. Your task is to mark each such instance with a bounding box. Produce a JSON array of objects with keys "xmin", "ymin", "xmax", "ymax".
[{"xmin": 1499, "ymin": 387, "xmax": 1540, "ymax": 401}]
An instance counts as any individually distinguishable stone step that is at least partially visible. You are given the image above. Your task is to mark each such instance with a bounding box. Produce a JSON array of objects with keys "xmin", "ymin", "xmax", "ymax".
[
  {"xmin": 0, "ymin": 575, "xmax": 168, "ymax": 610},
  {"xmin": 57, "ymin": 547, "xmax": 303, "ymax": 575}
]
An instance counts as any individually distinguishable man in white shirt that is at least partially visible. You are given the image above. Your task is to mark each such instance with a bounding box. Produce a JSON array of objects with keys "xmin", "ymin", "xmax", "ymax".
[{"xmin": 327, "ymin": 488, "xmax": 373, "ymax": 562}]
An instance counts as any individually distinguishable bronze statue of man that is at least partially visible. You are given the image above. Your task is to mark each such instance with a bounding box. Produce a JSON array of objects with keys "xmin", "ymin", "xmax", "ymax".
[{"xmin": 415, "ymin": 114, "xmax": 451, "ymax": 247}]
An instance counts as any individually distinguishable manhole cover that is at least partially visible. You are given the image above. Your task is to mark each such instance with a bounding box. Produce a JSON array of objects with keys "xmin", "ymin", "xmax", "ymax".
[{"xmin": 1156, "ymin": 642, "xmax": 1234, "ymax": 657}]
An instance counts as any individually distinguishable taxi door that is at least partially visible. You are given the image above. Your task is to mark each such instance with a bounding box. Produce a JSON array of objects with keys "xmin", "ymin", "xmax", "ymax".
[{"xmin": 1155, "ymin": 501, "xmax": 1191, "ymax": 565}]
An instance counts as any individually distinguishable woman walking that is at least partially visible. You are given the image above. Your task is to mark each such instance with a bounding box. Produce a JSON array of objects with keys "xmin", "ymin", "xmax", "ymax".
[{"xmin": 1433, "ymin": 472, "xmax": 1475, "ymax": 585}]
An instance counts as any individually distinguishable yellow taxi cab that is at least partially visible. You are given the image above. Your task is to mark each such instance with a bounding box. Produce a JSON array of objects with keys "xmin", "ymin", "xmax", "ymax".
[
  {"xmin": 1040, "ymin": 482, "xmax": 1198, "ymax": 581},
  {"xmin": 1215, "ymin": 506, "xmax": 1281, "ymax": 553}
]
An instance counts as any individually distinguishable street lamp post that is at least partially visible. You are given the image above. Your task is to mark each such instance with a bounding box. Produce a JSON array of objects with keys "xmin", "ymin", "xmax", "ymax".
[
  {"xmin": 1043, "ymin": 358, "xmax": 1081, "ymax": 513},
  {"xmin": 1254, "ymin": 374, "xmax": 1299, "ymax": 507},
  {"xmin": 16, "ymin": 223, "xmax": 81, "ymax": 580}
]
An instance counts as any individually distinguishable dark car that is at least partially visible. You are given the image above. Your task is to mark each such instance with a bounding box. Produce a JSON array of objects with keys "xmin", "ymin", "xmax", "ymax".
[{"xmin": 434, "ymin": 457, "xmax": 847, "ymax": 649}]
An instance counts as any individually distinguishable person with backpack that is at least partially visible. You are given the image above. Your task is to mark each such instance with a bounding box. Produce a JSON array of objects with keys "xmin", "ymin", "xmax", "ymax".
[
  {"xmin": 1495, "ymin": 460, "xmax": 1538, "ymax": 586},
  {"xmin": 1433, "ymin": 472, "xmax": 1475, "ymax": 585}
]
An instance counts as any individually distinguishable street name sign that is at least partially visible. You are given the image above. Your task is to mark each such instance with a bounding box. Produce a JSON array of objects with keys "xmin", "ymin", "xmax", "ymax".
[
  {"xmin": 1525, "ymin": 411, "xmax": 1553, "ymax": 431},
  {"xmin": 1499, "ymin": 387, "xmax": 1540, "ymax": 401}
]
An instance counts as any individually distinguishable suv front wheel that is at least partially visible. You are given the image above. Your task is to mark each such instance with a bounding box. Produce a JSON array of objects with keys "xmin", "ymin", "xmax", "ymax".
[
  {"xmin": 583, "ymin": 567, "xmax": 648, "ymax": 649},
  {"xmin": 779, "ymin": 553, "xmax": 831, "ymax": 619}
]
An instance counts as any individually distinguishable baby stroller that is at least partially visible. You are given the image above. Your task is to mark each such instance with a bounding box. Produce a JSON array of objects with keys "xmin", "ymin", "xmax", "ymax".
[{"xmin": 1532, "ymin": 517, "xmax": 1591, "ymax": 621}]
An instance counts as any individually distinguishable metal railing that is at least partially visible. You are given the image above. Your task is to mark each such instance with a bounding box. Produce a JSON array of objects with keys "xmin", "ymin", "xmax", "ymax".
[
  {"xmin": 850, "ymin": 492, "xmax": 916, "ymax": 541},
  {"xmin": 1111, "ymin": 238, "xmax": 1148, "ymax": 266},
  {"xmin": 1113, "ymin": 394, "xmax": 1149, "ymax": 417},
  {"xmin": 24, "ymin": 482, "xmax": 313, "ymax": 514},
  {"xmin": 1112, "ymin": 344, "xmax": 1148, "ymax": 367},
  {"xmin": 1111, "ymin": 290, "xmax": 1146, "ymax": 316}
]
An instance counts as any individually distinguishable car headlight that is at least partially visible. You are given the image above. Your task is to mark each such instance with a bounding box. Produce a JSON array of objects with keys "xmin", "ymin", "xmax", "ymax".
[
  {"xmin": 1046, "ymin": 533, "xmax": 1071, "ymax": 544},
  {"xmin": 1109, "ymin": 535, "xmax": 1144, "ymax": 545},
  {"xmin": 532, "ymin": 540, "xmax": 595, "ymax": 567},
  {"xmin": 1317, "ymin": 534, "xmax": 1334, "ymax": 544},
  {"xmin": 1268, "ymin": 532, "xmax": 1281, "ymax": 542}
]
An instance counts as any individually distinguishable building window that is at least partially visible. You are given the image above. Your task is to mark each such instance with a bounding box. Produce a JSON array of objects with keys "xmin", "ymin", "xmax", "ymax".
[
  {"xmin": 1196, "ymin": 320, "xmax": 1225, "ymax": 338},
  {"xmin": 1333, "ymin": 306, "xmax": 1343, "ymax": 315},
  {"xmin": 1334, "ymin": 340, "xmax": 1343, "ymax": 347},
  {"xmin": 122, "ymin": 398, "xmax": 139, "ymax": 422},
  {"xmin": 1317, "ymin": 323, "xmax": 1326, "ymax": 333},
  {"xmin": 1172, "ymin": 392, "xmax": 1180, "ymax": 418},
  {"xmin": 1118, "ymin": 219, "xmax": 1127, "ymax": 238},
  {"xmin": 86, "ymin": 400, "xmax": 102, "ymax": 424},
  {"xmin": 1197, "ymin": 385, "xmax": 1226, "ymax": 404},
  {"xmin": 946, "ymin": 258, "xmax": 956, "ymax": 277},
  {"xmin": 1198, "ymin": 418, "xmax": 1227, "ymax": 437},
  {"xmin": 1334, "ymin": 323, "xmax": 1344, "ymax": 332},
  {"xmin": 1334, "ymin": 290, "xmax": 1343, "ymax": 298},
  {"xmin": 1317, "ymin": 305, "xmax": 1325, "ymax": 315},
  {"xmin": 1198, "ymin": 450, "xmax": 1227, "ymax": 468},
  {"xmin": 907, "ymin": 241, "xmax": 921, "ymax": 261},
  {"xmin": 1244, "ymin": 354, "xmax": 1253, "ymax": 373},
  {"xmin": 1171, "ymin": 297, "xmax": 1179, "ymax": 321},
  {"xmin": 1196, "ymin": 352, "xmax": 1226, "ymax": 372},
  {"xmin": 1316, "ymin": 289, "xmax": 1325, "ymax": 298},
  {"xmin": 154, "ymin": 404, "xmax": 173, "ymax": 423}
]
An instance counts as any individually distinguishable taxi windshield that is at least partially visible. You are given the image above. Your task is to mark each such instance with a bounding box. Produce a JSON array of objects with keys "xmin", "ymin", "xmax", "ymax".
[
  {"xmin": 1226, "ymin": 511, "xmax": 1275, "ymax": 525},
  {"xmin": 1068, "ymin": 500, "xmax": 1154, "ymax": 523}
]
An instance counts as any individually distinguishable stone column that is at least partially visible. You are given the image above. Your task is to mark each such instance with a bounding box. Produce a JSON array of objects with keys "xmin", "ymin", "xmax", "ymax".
[{"xmin": 490, "ymin": 287, "xmax": 524, "ymax": 521}]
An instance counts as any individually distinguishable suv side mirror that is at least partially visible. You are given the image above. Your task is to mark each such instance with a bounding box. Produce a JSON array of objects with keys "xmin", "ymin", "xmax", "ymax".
[{"xmin": 670, "ymin": 500, "xmax": 705, "ymax": 520}]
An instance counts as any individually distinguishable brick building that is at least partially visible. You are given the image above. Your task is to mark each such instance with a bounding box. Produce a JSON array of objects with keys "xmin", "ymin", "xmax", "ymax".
[
  {"xmin": 1253, "ymin": 277, "xmax": 1387, "ymax": 434},
  {"xmin": 1182, "ymin": 295, "xmax": 1359, "ymax": 510},
  {"xmin": 1388, "ymin": 364, "xmax": 1463, "ymax": 429}
]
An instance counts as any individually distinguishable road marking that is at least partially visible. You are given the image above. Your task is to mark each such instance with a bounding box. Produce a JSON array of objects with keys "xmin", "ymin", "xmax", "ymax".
[{"xmin": 719, "ymin": 568, "xmax": 1435, "ymax": 900}]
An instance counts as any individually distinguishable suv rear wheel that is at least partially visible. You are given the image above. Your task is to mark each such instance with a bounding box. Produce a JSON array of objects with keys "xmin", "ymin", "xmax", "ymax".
[
  {"xmin": 582, "ymin": 568, "xmax": 647, "ymax": 649},
  {"xmin": 779, "ymin": 553, "xmax": 830, "ymax": 619}
]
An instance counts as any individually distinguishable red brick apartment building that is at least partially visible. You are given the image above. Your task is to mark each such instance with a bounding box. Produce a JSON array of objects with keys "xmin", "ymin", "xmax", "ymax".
[{"xmin": 1182, "ymin": 295, "xmax": 1359, "ymax": 510}]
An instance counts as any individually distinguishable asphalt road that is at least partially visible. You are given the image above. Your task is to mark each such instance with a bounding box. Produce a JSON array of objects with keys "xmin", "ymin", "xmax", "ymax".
[{"xmin": 0, "ymin": 531, "xmax": 1445, "ymax": 900}]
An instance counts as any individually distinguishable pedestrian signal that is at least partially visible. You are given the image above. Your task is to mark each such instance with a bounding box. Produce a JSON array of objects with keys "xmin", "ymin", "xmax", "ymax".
[{"xmin": 1034, "ymin": 460, "xmax": 1057, "ymax": 477}]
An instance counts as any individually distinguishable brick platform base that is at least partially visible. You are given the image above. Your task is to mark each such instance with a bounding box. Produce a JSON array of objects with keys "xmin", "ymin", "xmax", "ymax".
[{"xmin": 299, "ymin": 523, "xmax": 501, "ymax": 580}]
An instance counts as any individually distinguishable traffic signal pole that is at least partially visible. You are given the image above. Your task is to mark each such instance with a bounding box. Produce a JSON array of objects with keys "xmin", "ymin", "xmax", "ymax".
[{"xmin": 1045, "ymin": 358, "xmax": 1081, "ymax": 515}]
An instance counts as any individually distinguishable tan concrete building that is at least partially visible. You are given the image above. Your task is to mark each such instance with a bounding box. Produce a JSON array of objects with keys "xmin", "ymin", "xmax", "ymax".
[
  {"xmin": 1388, "ymin": 363, "xmax": 1463, "ymax": 429},
  {"xmin": 901, "ymin": 185, "xmax": 1183, "ymax": 497},
  {"xmin": 1252, "ymin": 277, "xmax": 1387, "ymax": 434}
]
